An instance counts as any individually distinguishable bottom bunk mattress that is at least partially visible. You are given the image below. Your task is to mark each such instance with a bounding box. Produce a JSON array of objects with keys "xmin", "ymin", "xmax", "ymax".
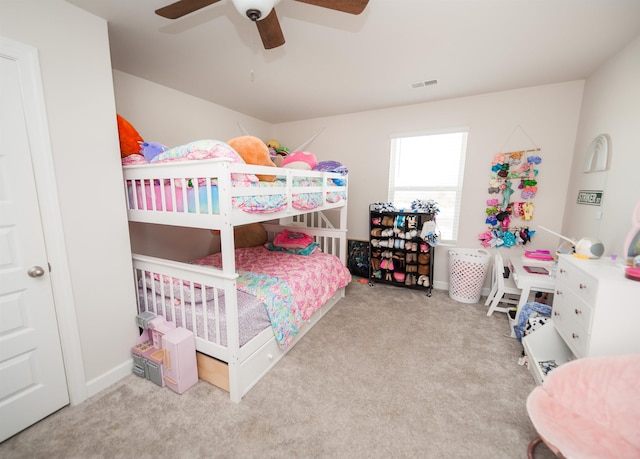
[
  {"xmin": 138, "ymin": 279, "xmax": 270, "ymax": 348},
  {"xmin": 137, "ymin": 245, "xmax": 352, "ymax": 350}
]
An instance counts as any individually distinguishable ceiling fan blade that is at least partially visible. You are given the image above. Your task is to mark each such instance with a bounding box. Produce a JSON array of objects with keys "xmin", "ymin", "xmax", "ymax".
[
  {"xmin": 256, "ymin": 8, "xmax": 285, "ymax": 49},
  {"xmin": 155, "ymin": 0, "xmax": 222, "ymax": 19},
  {"xmin": 294, "ymin": 0, "xmax": 368, "ymax": 15}
]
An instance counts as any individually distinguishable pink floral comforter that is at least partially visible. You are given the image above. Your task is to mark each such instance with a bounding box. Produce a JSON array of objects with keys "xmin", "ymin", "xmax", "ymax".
[{"xmin": 193, "ymin": 246, "xmax": 352, "ymax": 345}]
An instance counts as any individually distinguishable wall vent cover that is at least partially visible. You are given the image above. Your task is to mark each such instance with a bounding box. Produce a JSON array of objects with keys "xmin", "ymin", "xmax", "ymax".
[{"xmin": 410, "ymin": 79, "xmax": 438, "ymax": 89}]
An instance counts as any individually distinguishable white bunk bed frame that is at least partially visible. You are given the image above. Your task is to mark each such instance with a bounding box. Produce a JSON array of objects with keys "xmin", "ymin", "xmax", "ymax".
[{"xmin": 123, "ymin": 158, "xmax": 348, "ymax": 402}]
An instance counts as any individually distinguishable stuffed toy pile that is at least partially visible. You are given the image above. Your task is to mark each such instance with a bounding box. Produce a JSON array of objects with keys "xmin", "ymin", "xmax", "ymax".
[
  {"xmin": 227, "ymin": 135, "xmax": 277, "ymax": 182},
  {"xmin": 115, "ymin": 116, "xmax": 347, "ymax": 183}
]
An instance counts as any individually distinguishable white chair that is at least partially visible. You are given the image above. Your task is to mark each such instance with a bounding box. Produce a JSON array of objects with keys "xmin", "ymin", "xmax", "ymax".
[{"xmin": 485, "ymin": 253, "xmax": 521, "ymax": 316}]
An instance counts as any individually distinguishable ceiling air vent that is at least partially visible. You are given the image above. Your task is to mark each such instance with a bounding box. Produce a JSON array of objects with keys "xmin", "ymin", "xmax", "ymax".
[{"xmin": 410, "ymin": 79, "xmax": 438, "ymax": 89}]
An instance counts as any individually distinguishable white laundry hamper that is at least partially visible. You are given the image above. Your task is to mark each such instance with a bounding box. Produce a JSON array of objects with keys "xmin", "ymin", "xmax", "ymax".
[{"xmin": 448, "ymin": 248, "xmax": 491, "ymax": 303}]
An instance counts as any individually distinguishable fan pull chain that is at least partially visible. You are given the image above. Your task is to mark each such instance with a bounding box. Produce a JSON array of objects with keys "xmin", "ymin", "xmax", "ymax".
[{"xmin": 249, "ymin": 33, "xmax": 257, "ymax": 83}]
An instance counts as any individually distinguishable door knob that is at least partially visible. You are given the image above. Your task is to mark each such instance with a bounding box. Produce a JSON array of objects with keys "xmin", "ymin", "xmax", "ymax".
[{"xmin": 27, "ymin": 266, "xmax": 45, "ymax": 278}]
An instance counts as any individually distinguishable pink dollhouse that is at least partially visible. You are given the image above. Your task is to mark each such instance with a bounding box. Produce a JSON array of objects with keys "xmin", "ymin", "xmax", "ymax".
[{"xmin": 131, "ymin": 312, "xmax": 198, "ymax": 394}]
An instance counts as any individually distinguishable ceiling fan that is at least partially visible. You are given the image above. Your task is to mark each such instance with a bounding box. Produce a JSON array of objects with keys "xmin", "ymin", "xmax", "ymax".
[{"xmin": 155, "ymin": 0, "xmax": 369, "ymax": 49}]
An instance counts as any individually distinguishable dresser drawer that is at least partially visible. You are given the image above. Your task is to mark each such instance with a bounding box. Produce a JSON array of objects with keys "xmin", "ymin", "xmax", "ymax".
[
  {"xmin": 555, "ymin": 320, "xmax": 588, "ymax": 358},
  {"xmin": 556, "ymin": 258, "xmax": 599, "ymax": 305},
  {"xmin": 552, "ymin": 281, "xmax": 593, "ymax": 333},
  {"xmin": 522, "ymin": 321, "xmax": 574, "ymax": 384},
  {"xmin": 553, "ymin": 279, "xmax": 592, "ymax": 358}
]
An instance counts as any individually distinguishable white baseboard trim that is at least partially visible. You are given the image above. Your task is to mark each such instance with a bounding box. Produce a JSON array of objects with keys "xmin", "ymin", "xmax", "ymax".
[
  {"xmin": 433, "ymin": 280, "xmax": 448, "ymax": 291},
  {"xmin": 85, "ymin": 359, "xmax": 133, "ymax": 400},
  {"xmin": 433, "ymin": 282, "xmax": 491, "ymax": 298}
]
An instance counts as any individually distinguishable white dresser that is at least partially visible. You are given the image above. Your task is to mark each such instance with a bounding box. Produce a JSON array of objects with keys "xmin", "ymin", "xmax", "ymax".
[{"xmin": 523, "ymin": 254, "xmax": 640, "ymax": 384}]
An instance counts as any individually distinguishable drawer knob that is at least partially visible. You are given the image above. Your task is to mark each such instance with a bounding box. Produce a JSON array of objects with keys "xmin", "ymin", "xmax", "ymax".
[
  {"xmin": 574, "ymin": 309, "xmax": 582, "ymax": 315},
  {"xmin": 572, "ymin": 333, "xmax": 580, "ymax": 339},
  {"xmin": 553, "ymin": 311, "xmax": 560, "ymax": 316},
  {"xmin": 559, "ymin": 268, "xmax": 566, "ymax": 274},
  {"xmin": 579, "ymin": 283, "xmax": 587, "ymax": 290},
  {"xmin": 556, "ymin": 290, "xmax": 563, "ymax": 296}
]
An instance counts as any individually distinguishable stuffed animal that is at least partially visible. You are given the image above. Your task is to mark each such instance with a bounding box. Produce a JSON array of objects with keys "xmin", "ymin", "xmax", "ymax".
[
  {"xmin": 227, "ymin": 135, "xmax": 277, "ymax": 182},
  {"xmin": 266, "ymin": 139, "xmax": 280, "ymax": 154},
  {"xmin": 271, "ymin": 155, "xmax": 285, "ymax": 167},
  {"xmin": 281, "ymin": 151, "xmax": 317, "ymax": 170},
  {"xmin": 211, "ymin": 223, "xmax": 268, "ymax": 249},
  {"xmin": 314, "ymin": 160, "xmax": 348, "ymax": 185},
  {"xmin": 266, "ymin": 139, "xmax": 290, "ymax": 167},
  {"xmin": 116, "ymin": 114, "xmax": 144, "ymax": 158},
  {"xmin": 233, "ymin": 223, "xmax": 267, "ymax": 249},
  {"xmin": 140, "ymin": 141, "xmax": 169, "ymax": 162}
]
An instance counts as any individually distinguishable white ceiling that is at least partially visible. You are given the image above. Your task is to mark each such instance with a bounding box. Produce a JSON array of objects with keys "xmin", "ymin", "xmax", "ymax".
[{"xmin": 65, "ymin": 0, "xmax": 640, "ymax": 124}]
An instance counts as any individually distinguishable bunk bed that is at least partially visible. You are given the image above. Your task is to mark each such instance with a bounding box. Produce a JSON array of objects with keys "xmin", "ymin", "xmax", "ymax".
[{"xmin": 122, "ymin": 156, "xmax": 350, "ymax": 402}]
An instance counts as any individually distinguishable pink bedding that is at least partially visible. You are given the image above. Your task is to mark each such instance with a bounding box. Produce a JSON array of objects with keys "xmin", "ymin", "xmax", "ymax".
[
  {"xmin": 193, "ymin": 246, "xmax": 352, "ymax": 321},
  {"xmin": 137, "ymin": 245, "xmax": 351, "ymax": 350}
]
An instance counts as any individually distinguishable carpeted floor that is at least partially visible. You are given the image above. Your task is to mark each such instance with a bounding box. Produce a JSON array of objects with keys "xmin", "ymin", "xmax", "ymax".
[{"xmin": 0, "ymin": 281, "xmax": 555, "ymax": 458}]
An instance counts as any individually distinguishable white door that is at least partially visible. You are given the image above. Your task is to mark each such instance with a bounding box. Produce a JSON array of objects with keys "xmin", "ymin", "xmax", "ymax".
[{"xmin": 0, "ymin": 44, "xmax": 69, "ymax": 442}]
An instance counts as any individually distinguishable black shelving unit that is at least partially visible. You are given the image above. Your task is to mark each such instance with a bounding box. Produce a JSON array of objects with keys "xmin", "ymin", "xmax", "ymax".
[{"xmin": 368, "ymin": 206, "xmax": 435, "ymax": 296}]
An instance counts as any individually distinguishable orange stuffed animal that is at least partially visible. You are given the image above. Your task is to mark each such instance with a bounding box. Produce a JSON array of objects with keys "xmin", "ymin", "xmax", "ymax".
[
  {"xmin": 116, "ymin": 114, "xmax": 144, "ymax": 158},
  {"xmin": 227, "ymin": 135, "xmax": 277, "ymax": 182}
]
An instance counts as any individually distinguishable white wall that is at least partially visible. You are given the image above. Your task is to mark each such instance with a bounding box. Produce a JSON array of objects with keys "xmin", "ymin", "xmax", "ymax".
[
  {"xmin": 0, "ymin": 1, "xmax": 138, "ymax": 396},
  {"xmin": 113, "ymin": 71, "xmax": 273, "ymax": 149},
  {"xmin": 562, "ymin": 36, "xmax": 640, "ymax": 258},
  {"xmin": 274, "ymin": 82, "xmax": 585, "ymax": 286}
]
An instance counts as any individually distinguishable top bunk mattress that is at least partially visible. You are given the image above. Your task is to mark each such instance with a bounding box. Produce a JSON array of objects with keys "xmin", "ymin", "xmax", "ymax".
[{"xmin": 122, "ymin": 140, "xmax": 347, "ymax": 228}]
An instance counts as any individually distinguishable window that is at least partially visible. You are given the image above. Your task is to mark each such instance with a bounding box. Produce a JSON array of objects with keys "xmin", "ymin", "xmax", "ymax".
[{"xmin": 389, "ymin": 130, "xmax": 468, "ymax": 241}]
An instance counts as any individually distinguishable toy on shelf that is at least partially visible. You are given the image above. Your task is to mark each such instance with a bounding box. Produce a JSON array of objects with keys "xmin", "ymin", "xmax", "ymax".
[{"xmin": 131, "ymin": 312, "xmax": 198, "ymax": 394}]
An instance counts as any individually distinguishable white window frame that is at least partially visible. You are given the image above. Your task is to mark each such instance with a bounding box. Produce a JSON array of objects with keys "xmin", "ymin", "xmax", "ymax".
[{"xmin": 388, "ymin": 128, "xmax": 468, "ymax": 242}]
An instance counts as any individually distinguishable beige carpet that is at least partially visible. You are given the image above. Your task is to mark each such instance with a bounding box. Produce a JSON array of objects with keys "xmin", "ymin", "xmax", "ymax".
[{"xmin": 0, "ymin": 281, "xmax": 555, "ymax": 458}]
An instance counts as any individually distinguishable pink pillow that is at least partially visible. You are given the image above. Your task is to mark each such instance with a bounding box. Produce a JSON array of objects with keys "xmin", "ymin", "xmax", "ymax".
[
  {"xmin": 281, "ymin": 151, "xmax": 317, "ymax": 170},
  {"xmin": 273, "ymin": 229, "xmax": 314, "ymax": 249}
]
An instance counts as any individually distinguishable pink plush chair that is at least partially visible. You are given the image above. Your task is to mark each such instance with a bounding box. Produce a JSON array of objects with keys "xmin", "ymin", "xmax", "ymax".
[{"xmin": 526, "ymin": 353, "xmax": 640, "ymax": 458}]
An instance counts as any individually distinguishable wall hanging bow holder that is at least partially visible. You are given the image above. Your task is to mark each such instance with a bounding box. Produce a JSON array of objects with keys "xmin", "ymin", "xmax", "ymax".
[{"xmin": 480, "ymin": 145, "xmax": 543, "ymax": 248}]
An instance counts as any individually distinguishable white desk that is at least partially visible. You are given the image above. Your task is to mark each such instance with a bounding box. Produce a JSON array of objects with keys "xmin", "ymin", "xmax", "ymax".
[{"xmin": 508, "ymin": 257, "xmax": 556, "ymax": 323}]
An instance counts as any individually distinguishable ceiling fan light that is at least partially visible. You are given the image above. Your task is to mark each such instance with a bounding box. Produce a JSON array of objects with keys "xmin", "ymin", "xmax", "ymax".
[{"xmin": 232, "ymin": 0, "xmax": 279, "ymax": 20}]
